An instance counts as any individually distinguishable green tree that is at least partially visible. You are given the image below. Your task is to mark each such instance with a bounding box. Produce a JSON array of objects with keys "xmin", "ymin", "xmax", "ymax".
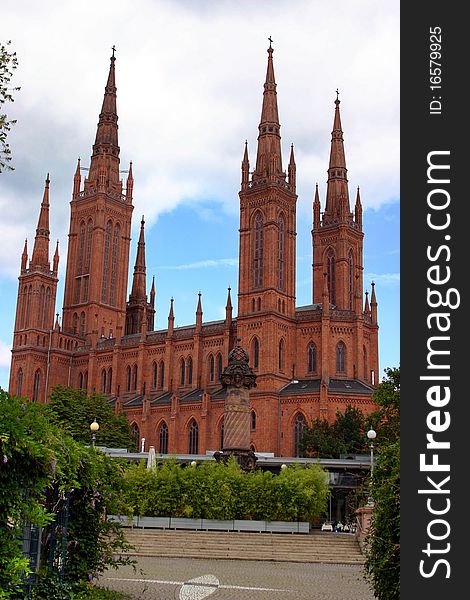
[
  {"xmin": 364, "ymin": 367, "xmax": 400, "ymax": 600},
  {"xmin": 0, "ymin": 389, "xmax": 133, "ymax": 598},
  {"xmin": 47, "ymin": 386, "xmax": 131, "ymax": 449},
  {"xmin": 299, "ymin": 417, "xmax": 343, "ymax": 458},
  {"xmin": 0, "ymin": 41, "xmax": 20, "ymax": 172},
  {"xmin": 334, "ymin": 404, "xmax": 367, "ymax": 454}
]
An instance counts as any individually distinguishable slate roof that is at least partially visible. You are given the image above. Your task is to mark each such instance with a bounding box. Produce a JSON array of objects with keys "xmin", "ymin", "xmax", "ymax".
[{"xmin": 280, "ymin": 378, "xmax": 374, "ymax": 396}]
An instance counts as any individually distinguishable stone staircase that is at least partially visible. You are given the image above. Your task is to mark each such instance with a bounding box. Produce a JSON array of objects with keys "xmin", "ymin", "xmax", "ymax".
[{"xmin": 120, "ymin": 529, "xmax": 365, "ymax": 565}]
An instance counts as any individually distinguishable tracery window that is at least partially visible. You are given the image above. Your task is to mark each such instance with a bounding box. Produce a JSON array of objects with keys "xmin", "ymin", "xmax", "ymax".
[
  {"xmin": 188, "ymin": 420, "xmax": 199, "ymax": 454},
  {"xmin": 336, "ymin": 342, "xmax": 346, "ymax": 373},
  {"xmin": 158, "ymin": 421, "xmax": 169, "ymax": 455},
  {"xmin": 308, "ymin": 343, "xmax": 317, "ymax": 373},
  {"xmin": 294, "ymin": 413, "xmax": 307, "ymax": 457},
  {"xmin": 253, "ymin": 212, "xmax": 264, "ymax": 288}
]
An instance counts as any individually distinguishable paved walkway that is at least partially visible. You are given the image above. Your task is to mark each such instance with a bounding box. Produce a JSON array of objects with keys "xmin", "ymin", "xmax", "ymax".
[{"xmin": 100, "ymin": 556, "xmax": 376, "ymax": 599}]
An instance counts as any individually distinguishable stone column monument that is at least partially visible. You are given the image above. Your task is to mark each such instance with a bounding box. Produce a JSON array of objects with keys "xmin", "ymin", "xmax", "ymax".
[{"xmin": 214, "ymin": 340, "xmax": 257, "ymax": 470}]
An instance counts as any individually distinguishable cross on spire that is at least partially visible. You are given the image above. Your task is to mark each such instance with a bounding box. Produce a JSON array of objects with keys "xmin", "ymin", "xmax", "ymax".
[
  {"xmin": 268, "ymin": 36, "xmax": 273, "ymax": 48},
  {"xmin": 111, "ymin": 45, "xmax": 116, "ymax": 58}
]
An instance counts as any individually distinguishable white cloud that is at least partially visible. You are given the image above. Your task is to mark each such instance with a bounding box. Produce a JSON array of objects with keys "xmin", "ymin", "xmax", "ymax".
[
  {"xmin": 159, "ymin": 258, "xmax": 238, "ymax": 270},
  {"xmin": 1, "ymin": 0, "xmax": 399, "ymax": 280}
]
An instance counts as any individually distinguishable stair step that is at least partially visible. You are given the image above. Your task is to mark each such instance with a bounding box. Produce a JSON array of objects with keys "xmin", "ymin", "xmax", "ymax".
[{"xmin": 117, "ymin": 528, "xmax": 364, "ymax": 564}]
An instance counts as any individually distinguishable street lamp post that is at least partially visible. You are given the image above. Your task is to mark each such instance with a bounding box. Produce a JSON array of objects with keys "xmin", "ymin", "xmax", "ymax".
[
  {"xmin": 90, "ymin": 418, "xmax": 99, "ymax": 447},
  {"xmin": 367, "ymin": 429, "xmax": 376, "ymax": 505}
]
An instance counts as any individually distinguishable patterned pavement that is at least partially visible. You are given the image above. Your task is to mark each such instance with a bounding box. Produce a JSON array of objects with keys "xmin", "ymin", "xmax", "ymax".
[{"xmin": 99, "ymin": 556, "xmax": 376, "ymax": 599}]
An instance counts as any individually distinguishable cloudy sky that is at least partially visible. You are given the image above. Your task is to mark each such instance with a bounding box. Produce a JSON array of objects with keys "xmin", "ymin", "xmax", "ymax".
[{"xmin": 0, "ymin": 0, "xmax": 399, "ymax": 390}]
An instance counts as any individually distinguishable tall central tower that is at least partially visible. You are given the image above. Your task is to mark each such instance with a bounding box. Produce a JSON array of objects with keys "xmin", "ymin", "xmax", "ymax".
[
  {"xmin": 237, "ymin": 42, "xmax": 298, "ymax": 387},
  {"xmin": 61, "ymin": 53, "xmax": 134, "ymax": 341}
]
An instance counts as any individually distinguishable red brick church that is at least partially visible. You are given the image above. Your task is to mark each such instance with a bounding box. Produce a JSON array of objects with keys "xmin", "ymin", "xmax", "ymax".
[{"xmin": 9, "ymin": 44, "xmax": 379, "ymax": 457}]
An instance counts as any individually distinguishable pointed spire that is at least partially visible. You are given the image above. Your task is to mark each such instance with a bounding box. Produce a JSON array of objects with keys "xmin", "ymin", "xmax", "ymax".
[
  {"xmin": 150, "ymin": 275, "xmax": 155, "ymax": 308},
  {"xmin": 241, "ymin": 141, "xmax": 250, "ymax": 189},
  {"xmin": 324, "ymin": 91, "xmax": 350, "ymax": 222},
  {"xmin": 355, "ymin": 186, "xmax": 362, "ymax": 230},
  {"xmin": 130, "ymin": 216, "xmax": 147, "ymax": 301},
  {"xmin": 73, "ymin": 158, "xmax": 81, "ymax": 198},
  {"xmin": 126, "ymin": 161, "xmax": 134, "ymax": 203},
  {"xmin": 313, "ymin": 183, "xmax": 321, "ymax": 229},
  {"xmin": 288, "ymin": 143, "xmax": 296, "ymax": 193},
  {"xmin": 21, "ymin": 238, "xmax": 28, "ymax": 273},
  {"xmin": 370, "ymin": 281, "xmax": 378, "ymax": 325},
  {"xmin": 54, "ymin": 313, "xmax": 60, "ymax": 331},
  {"xmin": 30, "ymin": 174, "xmax": 51, "ymax": 270},
  {"xmin": 364, "ymin": 290, "xmax": 370, "ymax": 316},
  {"xmin": 225, "ymin": 286, "xmax": 233, "ymax": 325},
  {"xmin": 53, "ymin": 240, "xmax": 59, "ymax": 275},
  {"xmin": 196, "ymin": 291, "xmax": 203, "ymax": 330},
  {"xmin": 87, "ymin": 50, "xmax": 121, "ymax": 191},
  {"xmin": 167, "ymin": 297, "xmax": 175, "ymax": 336},
  {"xmin": 252, "ymin": 40, "xmax": 284, "ymax": 183}
]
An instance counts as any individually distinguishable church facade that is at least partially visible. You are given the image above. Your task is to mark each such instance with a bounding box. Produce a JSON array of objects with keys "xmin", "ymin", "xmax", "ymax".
[{"xmin": 9, "ymin": 45, "xmax": 379, "ymax": 457}]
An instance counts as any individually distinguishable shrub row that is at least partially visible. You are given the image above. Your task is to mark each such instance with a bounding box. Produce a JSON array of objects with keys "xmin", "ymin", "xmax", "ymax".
[{"xmin": 121, "ymin": 458, "xmax": 329, "ymax": 522}]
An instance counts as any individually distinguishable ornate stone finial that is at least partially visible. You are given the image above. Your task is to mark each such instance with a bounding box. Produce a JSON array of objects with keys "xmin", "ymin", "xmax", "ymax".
[{"xmin": 221, "ymin": 340, "xmax": 257, "ymax": 389}]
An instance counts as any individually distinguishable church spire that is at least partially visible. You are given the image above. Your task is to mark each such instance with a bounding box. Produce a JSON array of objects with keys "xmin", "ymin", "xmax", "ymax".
[
  {"xmin": 21, "ymin": 239, "xmax": 28, "ymax": 273},
  {"xmin": 241, "ymin": 141, "xmax": 249, "ymax": 189},
  {"xmin": 252, "ymin": 39, "xmax": 284, "ymax": 183},
  {"xmin": 313, "ymin": 183, "xmax": 321, "ymax": 229},
  {"xmin": 355, "ymin": 186, "xmax": 362, "ymax": 230},
  {"xmin": 225, "ymin": 286, "xmax": 233, "ymax": 325},
  {"xmin": 30, "ymin": 174, "xmax": 51, "ymax": 270},
  {"xmin": 53, "ymin": 240, "xmax": 59, "ymax": 276},
  {"xmin": 130, "ymin": 216, "xmax": 147, "ymax": 301},
  {"xmin": 324, "ymin": 91, "xmax": 350, "ymax": 222},
  {"xmin": 87, "ymin": 49, "xmax": 121, "ymax": 192},
  {"xmin": 288, "ymin": 144, "xmax": 296, "ymax": 193}
]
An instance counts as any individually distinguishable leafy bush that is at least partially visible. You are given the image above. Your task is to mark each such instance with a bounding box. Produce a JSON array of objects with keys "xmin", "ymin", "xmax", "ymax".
[{"xmin": 121, "ymin": 457, "xmax": 329, "ymax": 522}]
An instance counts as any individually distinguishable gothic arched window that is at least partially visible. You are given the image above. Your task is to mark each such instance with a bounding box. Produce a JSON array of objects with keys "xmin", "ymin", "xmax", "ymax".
[
  {"xmin": 188, "ymin": 420, "xmax": 199, "ymax": 455},
  {"xmin": 17, "ymin": 368, "xmax": 23, "ymax": 397},
  {"xmin": 253, "ymin": 212, "xmax": 264, "ymax": 288},
  {"xmin": 108, "ymin": 367, "xmax": 113, "ymax": 393},
  {"xmin": 251, "ymin": 410, "xmax": 257, "ymax": 431},
  {"xmin": 101, "ymin": 220, "xmax": 112, "ymax": 303},
  {"xmin": 188, "ymin": 357, "xmax": 193, "ymax": 385},
  {"xmin": 126, "ymin": 365, "xmax": 132, "ymax": 392},
  {"xmin": 327, "ymin": 249, "xmax": 336, "ymax": 305},
  {"xmin": 348, "ymin": 250, "xmax": 354, "ymax": 310},
  {"xmin": 101, "ymin": 368, "xmax": 107, "ymax": 393},
  {"xmin": 152, "ymin": 362, "xmax": 158, "ymax": 388},
  {"xmin": 217, "ymin": 353, "xmax": 223, "ymax": 380},
  {"xmin": 38, "ymin": 285, "xmax": 45, "ymax": 329},
  {"xmin": 159, "ymin": 361, "xmax": 165, "ymax": 389},
  {"xmin": 336, "ymin": 342, "xmax": 346, "ymax": 373},
  {"xmin": 308, "ymin": 343, "xmax": 317, "ymax": 373},
  {"xmin": 180, "ymin": 359, "xmax": 186, "ymax": 386},
  {"xmin": 32, "ymin": 369, "xmax": 41, "ymax": 402},
  {"xmin": 132, "ymin": 364, "xmax": 138, "ymax": 391},
  {"xmin": 209, "ymin": 355, "xmax": 215, "ymax": 382},
  {"xmin": 85, "ymin": 219, "xmax": 93, "ymax": 274},
  {"xmin": 77, "ymin": 221, "xmax": 85, "ymax": 275},
  {"xmin": 109, "ymin": 223, "xmax": 120, "ymax": 306},
  {"xmin": 294, "ymin": 413, "xmax": 307, "ymax": 457},
  {"xmin": 158, "ymin": 421, "xmax": 169, "ymax": 455},
  {"xmin": 253, "ymin": 338, "xmax": 260, "ymax": 369},
  {"xmin": 78, "ymin": 371, "xmax": 83, "ymax": 389},
  {"xmin": 44, "ymin": 287, "xmax": 51, "ymax": 328},
  {"xmin": 279, "ymin": 339, "xmax": 285, "ymax": 371},
  {"xmin": 278, "ymin": 215, "xmax": 285, "ymax": 290}
]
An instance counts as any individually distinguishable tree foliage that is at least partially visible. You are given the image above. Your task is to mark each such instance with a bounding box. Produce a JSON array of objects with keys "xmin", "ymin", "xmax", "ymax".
[
  {"xmin": 300, "ymin": 404, "xmax": 368, "ymax": 458},
  {"xmin": 122, "ymin": 457, "xmax": 329, "ymax": 523},
  {"xmin": 0, "ymin": 390, "xmax": 132, "ymax": 599},
  {"xmin": 47, "ymin": 386, "xmax": 131, "ymax": 449},
  {"xmin": 0, "ymin": 41, "xmax": 20, "ymax": 172},
  {"xmin": 364, "ymin": 367, "xmax": 400, "ymax": 600}
]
